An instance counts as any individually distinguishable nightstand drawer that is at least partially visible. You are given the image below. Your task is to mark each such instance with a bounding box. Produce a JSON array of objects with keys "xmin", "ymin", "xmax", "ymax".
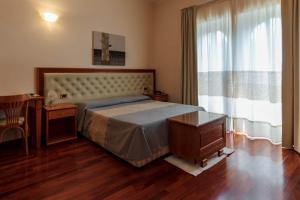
[
  {"xmin": 48, "ymin": 108, "xmax": 76, "ymax": 120},
  {"xmin": 152, "ymin": 95, "xmax": 168, "ymax": 102},
  {"xmin": 145, "ymin": 93, "xmax": 169, "ymax": 102}
]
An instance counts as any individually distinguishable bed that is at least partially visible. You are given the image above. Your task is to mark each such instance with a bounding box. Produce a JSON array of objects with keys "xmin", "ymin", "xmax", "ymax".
[
  {"xmin": 36, "ymin": 68, "xmax": 204, "ymax": 167},
  {"xmin": 77, "ymin": 95, "xmax": 204, "ymax": 167}
]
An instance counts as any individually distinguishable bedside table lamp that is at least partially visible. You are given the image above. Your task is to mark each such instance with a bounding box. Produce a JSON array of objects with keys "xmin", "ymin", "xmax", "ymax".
[
  {"xmin": 47, "ymin": 90, "xmax": 58, "ymax": 105},
  {"xmin": 143, "ymin": 87, "xmax": 153, "ymax": 95}
]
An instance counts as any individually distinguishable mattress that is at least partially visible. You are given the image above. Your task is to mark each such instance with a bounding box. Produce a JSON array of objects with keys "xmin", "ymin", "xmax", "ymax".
[{"xmin": 77, "ymin": 95, "xmax": 204, "ymax": 167}]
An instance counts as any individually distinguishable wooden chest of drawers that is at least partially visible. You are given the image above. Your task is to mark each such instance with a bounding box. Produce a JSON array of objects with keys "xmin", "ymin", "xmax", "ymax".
[{"xmin": 168, "ymin": 111, "xmax": 226, "ymax": 167}]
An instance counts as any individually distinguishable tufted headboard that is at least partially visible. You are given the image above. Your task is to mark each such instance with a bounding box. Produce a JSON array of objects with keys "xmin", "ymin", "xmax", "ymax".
[{"xmin": 36, "ymin": 68, "xmax": 156, "ymax": 105}]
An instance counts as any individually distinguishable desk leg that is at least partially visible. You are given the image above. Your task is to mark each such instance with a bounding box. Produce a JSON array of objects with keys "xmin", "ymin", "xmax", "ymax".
[{"xmin": 35, "ymin": 100, "xmax": 42, "ymax": 149}]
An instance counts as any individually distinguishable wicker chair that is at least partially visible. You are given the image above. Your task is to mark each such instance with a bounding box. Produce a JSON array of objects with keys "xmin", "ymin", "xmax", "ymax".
[{"xmin": 0, "ymin": 95, "xmax": 30, "ymax": 155}]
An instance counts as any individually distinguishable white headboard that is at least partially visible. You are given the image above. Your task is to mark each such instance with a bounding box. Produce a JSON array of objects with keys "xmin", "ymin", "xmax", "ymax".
[{"xmin": 36, "ymin": 68, "xmax": 156, "ymax": 105}]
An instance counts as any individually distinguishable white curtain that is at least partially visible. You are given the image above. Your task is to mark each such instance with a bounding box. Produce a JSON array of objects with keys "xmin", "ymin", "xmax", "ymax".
[{"xmin": 197, "ymin": 0, "xmax": 282, "ymax": 144}]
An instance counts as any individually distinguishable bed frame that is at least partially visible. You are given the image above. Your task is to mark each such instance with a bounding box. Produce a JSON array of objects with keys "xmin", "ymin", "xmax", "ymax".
[{"xmin": 35, "ymin": 68, "xmax": 156, "ymax": 104}]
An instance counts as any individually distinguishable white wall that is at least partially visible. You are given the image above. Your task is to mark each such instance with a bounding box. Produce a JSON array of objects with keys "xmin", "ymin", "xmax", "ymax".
[
  {"xmin": 0, "ymin": 0, "xmax": 153, "ymax": 95},
  {"xmin": 150, "ymin": 0, "xmax": 210, "ymax": 102}
]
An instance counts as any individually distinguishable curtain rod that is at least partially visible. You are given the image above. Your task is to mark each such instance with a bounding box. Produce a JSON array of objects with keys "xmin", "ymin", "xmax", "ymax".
[{"xmin": 182, "ymin": 0, "xmax": 228, "ymax": 10}]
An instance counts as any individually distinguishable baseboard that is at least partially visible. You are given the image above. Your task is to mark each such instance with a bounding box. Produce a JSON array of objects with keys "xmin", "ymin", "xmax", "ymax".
[{"xmin": 294, "ymin": 146, "xmax": 300, "ymax": 154}]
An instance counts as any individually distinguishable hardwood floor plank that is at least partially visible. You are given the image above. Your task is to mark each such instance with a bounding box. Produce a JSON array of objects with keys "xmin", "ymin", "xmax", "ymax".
[{"xmin": 0, "ymin": 134, "xmax": 300, "ymax": 200}]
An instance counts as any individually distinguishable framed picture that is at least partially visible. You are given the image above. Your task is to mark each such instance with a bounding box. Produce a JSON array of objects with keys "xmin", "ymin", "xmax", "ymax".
[{"xmin": 92, "ymin": 31, "xmax": 125, "ymax": 66}]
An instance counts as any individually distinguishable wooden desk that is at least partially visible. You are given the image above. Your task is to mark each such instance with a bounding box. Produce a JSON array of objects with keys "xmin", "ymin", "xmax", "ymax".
[{"xmin": 28, "ymin": 95, "xmax": 44, "ymax": 149}]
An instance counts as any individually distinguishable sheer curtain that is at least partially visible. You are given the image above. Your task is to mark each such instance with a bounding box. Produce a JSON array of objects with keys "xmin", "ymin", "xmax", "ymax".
[{"xmin": 197, "ymin": 0, "xmax": 282, "ymax": 144}]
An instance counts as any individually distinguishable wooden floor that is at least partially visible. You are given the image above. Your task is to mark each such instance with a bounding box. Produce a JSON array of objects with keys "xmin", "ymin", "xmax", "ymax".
[{"xmin": 0, "ymin": 134, "xmax": 300, "ymax": 200}]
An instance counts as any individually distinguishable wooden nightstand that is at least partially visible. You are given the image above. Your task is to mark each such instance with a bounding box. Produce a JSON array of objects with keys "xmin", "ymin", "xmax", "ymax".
[
  {"xmin": 145, "ymin": 93, "xmax": 169, "ymax": 102},
  {"xmin": 43, "ymin": 103, "xmax": 77, "ymax": 146}
]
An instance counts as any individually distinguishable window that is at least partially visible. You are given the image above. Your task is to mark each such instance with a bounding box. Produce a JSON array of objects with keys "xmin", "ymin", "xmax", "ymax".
[{"xmin": 197, "ymin": 0, "xmax": 282, "ymax": 144}]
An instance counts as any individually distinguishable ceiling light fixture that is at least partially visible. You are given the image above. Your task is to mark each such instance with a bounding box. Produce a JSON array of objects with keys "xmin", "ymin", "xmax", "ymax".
[{"xmin": 42, "ymin": 12, "xmax": 59, "ymax": 23}]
